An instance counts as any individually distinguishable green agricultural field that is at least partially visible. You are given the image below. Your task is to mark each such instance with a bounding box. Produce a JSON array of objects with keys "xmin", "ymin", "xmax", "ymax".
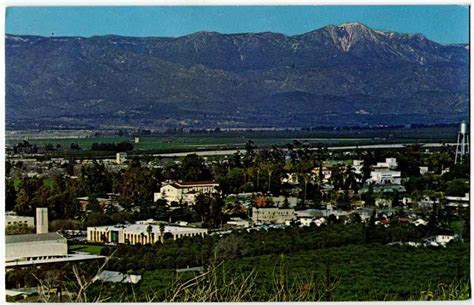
[{"xmin": 6, "ymin": 126, "xmax": 458, "ymax": 154}]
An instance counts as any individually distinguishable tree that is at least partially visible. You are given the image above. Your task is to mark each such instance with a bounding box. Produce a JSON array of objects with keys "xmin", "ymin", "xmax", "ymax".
[
  {"xmin": 445, "ymin": 179, "xmax": 469, "ymax": 196},
  {"xmin": 330, "ymin": 164, "xmax": 344, "ymax": 191},
  {"xmin": 120, "ymin": 164, "xmax": 162, "ymax": 206},
  {"xmin": 159, "ymin": 222, "xmax": 165, "ymax": 243},
  {"xmin": 78, "ymin": 161, "xmax": 112, "ymax": 197},
  {"xmin": 365, "ymin": 209, "xmax": 377, "ymax": 243},
  {"xmin": 179, "ymin": 154, "xmax": 212, "ymax": 181},
  {"xmin": 147, "ymin": 224, "xmax": 153, "ymax": 243},
  {"xmin": 192, "ymin": 193, "xmax": 224, "ymax": 229},
  {"xmin": 5, "ymin": 179, "xmax": 16, "ymax": 211}
]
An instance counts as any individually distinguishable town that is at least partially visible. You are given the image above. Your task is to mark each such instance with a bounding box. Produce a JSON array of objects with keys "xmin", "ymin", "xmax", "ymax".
[{"xmin": 4, "ymin": 123, "xmax": 470, "ymax": 302}]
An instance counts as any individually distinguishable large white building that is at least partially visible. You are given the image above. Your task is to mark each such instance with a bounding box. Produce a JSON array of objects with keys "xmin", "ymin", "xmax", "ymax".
[
  {"xmin": 367, "ymin": 170, "xmax": 402, "ymax": 185},
  {"xmin": 154, "ymin": 181, "xmax": 219, "ymax": 204},
  {"xmin": 366, "ymin": 157, "xmax": 401, "ymax": 185},
  {"xmin": 6, "ymin": 208, "xmax": 103, "ymax": 268},
  {"xmin": 87, "ymin": 223, "xmax": 208, "ymax": 245},
  {"xmin": 6, "ymin": 232, "xmax": 68, "ymax": 264},
  {"xmin": 252, "ymin": 207, "xmax": 296, "ymax": 225}
]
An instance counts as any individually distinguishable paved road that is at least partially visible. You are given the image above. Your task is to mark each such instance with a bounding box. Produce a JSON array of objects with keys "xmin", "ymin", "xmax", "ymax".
[{"xmin": 154, "ymin": 142, "xmax": 456, "ymax": 158}]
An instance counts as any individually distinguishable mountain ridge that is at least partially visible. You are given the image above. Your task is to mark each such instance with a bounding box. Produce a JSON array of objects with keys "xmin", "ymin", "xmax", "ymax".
[{"xmin": 6, "ymin": 22, "xmax": 469, "ymax": 129}]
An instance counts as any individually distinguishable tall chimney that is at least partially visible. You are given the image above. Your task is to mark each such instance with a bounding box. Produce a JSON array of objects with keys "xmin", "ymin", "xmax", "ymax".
[{"xmin": 36, "ymin": 208, "xmax": 48, "ymax": 234}]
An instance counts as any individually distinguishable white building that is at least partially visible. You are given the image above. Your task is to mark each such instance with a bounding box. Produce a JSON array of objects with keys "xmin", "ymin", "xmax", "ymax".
[
  {"xmin": 374, "ymin": 158, "xmax": 398, "ymax": 170},
  {"xmin": 116, "ymin": 152, "xmax": 127, "ymax": 164},
  {"xmin": 154, "ymin": 181, "xmax": 219, "ymax": 204},
  {"xmin": 419, "ymin": 166, "xmax": 429, "ymax": 175},
  {"xmin": 295, "ymin": 217, "xmax": 326, "ymax": 227},
  {"xmin": 252, "ymin": 207, "xmax": 296, "ymax": 225},
  {"xmin": 425, "ymin": 235, "xmax": 455, "ymax": 246},
  {"xmin": 6, "ymin": 232, "xmax": 68, "ymax": 264},
  {"xmin": 352, "ymin": 160, "xmax": 364, "ymax": 178},
  {"xmin": 445, "ymin": 193, "xmax": 469, "ymax": 209},
  {"xmin": 281, "ymin": 173, "xmax": 299, "ymax": 185},
  {"xmin": 5, "ymin": 213, "xmax": 34, "ymax": 229},
  {"xmin": 227, "ymin": 217, "xmax": 250, "ymax": 227},
  {"xmin": 312, "ymin": 166, "xmax": 332, "ymax": 182},
  {"xmin": 5, "ymin": 208, "xmax": 103, "ymax": 267},
  {"xmin": 367, "ymin": 169, "xmax": 401, "ymax": 185},
  {"xmin": 87, "ymin": 223, "xmax": 208, "ymax": 245}
]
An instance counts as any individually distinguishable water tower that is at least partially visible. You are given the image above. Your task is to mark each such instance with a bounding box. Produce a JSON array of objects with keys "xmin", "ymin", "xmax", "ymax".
[{"xmin": 455, "ymin": 121, "xmax": 469, "ymax": 164}]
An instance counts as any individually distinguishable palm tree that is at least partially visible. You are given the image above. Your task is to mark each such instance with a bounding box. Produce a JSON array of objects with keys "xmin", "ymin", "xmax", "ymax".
[
  {"xmin": 267, "ymin": 168, "xmax": 273, "ymax": 193},
  {"xmin": 159, "ymin": 222, "xmax": 165, "ymax": 243},
  {"xmin": 256, "ymin": 168, "xmax": 260, "ymax": 191},
  {"xmin": 146, "ymin": 224, "xmax": 153, "ymax": 244}
]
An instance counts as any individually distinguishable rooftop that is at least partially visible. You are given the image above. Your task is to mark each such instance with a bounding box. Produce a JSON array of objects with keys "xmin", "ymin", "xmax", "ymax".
[
  {"xmin": 6, "ymin": 232, "xmax": 66, "ymax": 244},
  {"xmin": 88, "ymin": 224, "xmax": 208, "ymax": 235},
  {"xmin": 174, "ymin": 180, "xmax": 218, "ymax": 187}
]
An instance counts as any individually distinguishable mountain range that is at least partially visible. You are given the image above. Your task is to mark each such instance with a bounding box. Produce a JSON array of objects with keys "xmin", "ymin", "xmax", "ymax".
[{"xmin": 6, "ymin": 22, "xmax": 469, "ymax": 129}]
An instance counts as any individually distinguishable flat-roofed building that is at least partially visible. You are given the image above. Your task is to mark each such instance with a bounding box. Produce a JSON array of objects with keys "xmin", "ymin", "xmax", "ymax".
[
  {"xmin": 87, "ymin": 224, "xmax": 208, "ymax": 245},
  {"xmin": 6, "ymin": 232, "xmax": 68, "ymax": 263},
  {"xmin": 252, "ymin": 207, "xmax": 296, "ymax": 225},
  {"xmin": 5, "ymin": 213, "xmax": 34, "ymax": 229},
  {"xmin": 154, "ymin": 180, "xmax": 219, "ymax": 204},
  {"xmin": 445, "ymin": 193, "xmax": 469, "ymax": 209}
]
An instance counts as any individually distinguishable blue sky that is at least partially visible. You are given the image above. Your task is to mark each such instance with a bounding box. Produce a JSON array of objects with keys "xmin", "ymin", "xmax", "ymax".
[{"xmin": 6, "ymin": 6, "xmax": 469, "ymax": 44}]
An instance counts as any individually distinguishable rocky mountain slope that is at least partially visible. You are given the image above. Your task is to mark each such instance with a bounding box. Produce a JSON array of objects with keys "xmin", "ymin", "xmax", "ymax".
[{"xmin": 6, "ymin": 22, "xmax": 468, "ymax": 129}]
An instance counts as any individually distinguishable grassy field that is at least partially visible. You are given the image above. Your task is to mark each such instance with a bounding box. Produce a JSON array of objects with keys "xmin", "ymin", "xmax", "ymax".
[{"xmin": 70, "ymin": 244, "xmax": 105, "ymax": 255}]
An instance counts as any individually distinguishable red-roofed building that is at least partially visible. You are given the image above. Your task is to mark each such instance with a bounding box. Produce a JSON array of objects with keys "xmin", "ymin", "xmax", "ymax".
[{"xmin": 154, "ymin": 181, "xmax": 219, "ymax": 205}]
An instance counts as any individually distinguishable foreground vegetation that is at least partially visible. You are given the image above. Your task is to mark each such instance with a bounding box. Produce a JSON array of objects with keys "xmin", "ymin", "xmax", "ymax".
[{"xmin": 7, "ymin": 222, "xmax": 470, "ymax": 302}]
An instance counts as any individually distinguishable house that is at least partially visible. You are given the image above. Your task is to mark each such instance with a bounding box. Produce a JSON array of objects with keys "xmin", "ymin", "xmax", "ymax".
[
  {"xmin": 87, "ymin": 223, "xmax": 208, "ymax": 245},
  {"xmin": 154, "ymin": 181, "xmax": 219, "ymax": 205},
  {"xmin": 252, "ymin": 207, "xmax": 296, "ymax": 225}
]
